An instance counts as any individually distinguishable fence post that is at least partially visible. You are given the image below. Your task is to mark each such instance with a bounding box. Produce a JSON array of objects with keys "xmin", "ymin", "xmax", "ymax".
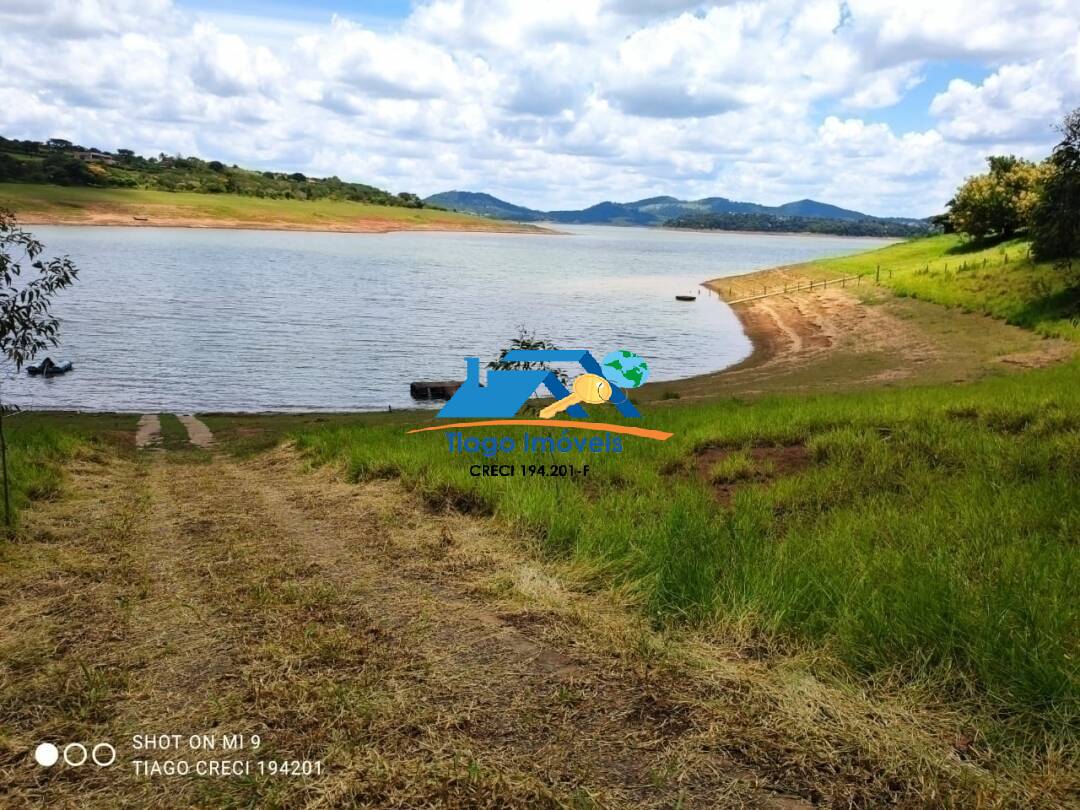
[{"xmin": 875, "ymin": 265, "xmax": 880, "ymax": 284}]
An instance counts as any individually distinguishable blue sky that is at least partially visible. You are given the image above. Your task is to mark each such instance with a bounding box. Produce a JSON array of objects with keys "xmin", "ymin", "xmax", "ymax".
[
  {"xmin": 1, "ymin": 1, "xmax": 1077, "ymax": 216},
  {"xmin": 843, "ymin": 60, "xmax": 992, "ymax": 133},
  {"xmin": 182, "ymin": 0, "xmax": 415, "ymax": 30}
]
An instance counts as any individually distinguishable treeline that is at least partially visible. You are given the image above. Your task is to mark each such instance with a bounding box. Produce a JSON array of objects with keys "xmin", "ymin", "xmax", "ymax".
[
  {"xmin": 946, "ymin": 108, "xmax": 1080, "ymax": 263},
  {"xmin": 0, "ymin": 136, "xmax": 424, "ymax": 208},
  {"xmin": 664, "ymin": 211, "xmax": 930, "ymax": 237}
]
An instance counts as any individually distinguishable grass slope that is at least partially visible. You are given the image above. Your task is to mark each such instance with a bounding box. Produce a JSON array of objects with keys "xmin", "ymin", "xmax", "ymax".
[
  {"xmin": 810, "ymin": 234, "xmax": 1080, "ymax": 341},
  {"xmin": 292, "ymin": 235, "xmax": 1080, "ymax": 757},
  {"xmin": 0, "ymin": 184, "xmax": 533, "ymax": 231}
]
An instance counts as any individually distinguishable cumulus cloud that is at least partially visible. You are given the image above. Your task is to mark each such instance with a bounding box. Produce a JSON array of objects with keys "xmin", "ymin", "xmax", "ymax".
[
  {"xmin": 190, "ymin": 23, "xmax": 284, "ymax": 98},
  {"xmin": 0, "ymin": 0, "xmax": 1077, "ymax": 216},
  {"xmin": 930, "ymin": 40, "xmax": 1080, "ymax": 144},
  {"xmin": 843, "ymin": 64, "xmax": 924, "ymax": 109}
]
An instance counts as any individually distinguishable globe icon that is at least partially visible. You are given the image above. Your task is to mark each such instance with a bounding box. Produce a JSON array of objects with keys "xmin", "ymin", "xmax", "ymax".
[{"xmin": 600, "ymin": 349, "xmax": 650, "ymax": 389}]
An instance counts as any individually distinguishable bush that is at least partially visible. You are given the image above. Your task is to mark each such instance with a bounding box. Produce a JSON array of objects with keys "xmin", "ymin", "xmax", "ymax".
[{"xmin": 1031, "ymin": 109, "xmax": 1080, "ymax": 264}]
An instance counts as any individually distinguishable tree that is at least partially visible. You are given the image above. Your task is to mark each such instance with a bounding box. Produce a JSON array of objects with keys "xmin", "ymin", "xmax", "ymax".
[
  {"xmin": 0, "ymin": 154, "xmax": 26, "ymax": 182},
  {"xmin": 1031, "ymin": 108, "xmax": 1080, "ymax": 265},
  {"xmin": 0, "ymin": 210, "xmax": 79, "ymax": 529},
  {"xmin": 948, "ymin": 155, "xmax": 1047, "ymax": 241},
  {"xmin": 42, "ymin": 154, "xmax": 97, "ymax": 186},
  {"xmin": 489, "ymin": 325, "xmax": 570, "ymax": 395}
]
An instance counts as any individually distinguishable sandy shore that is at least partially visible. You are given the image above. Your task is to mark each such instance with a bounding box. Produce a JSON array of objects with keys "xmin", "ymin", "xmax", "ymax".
[
  {"xmin": 631, "ymin": 266, "xmax": 1075, "ymax": 404},
  {"xmin": 17, "ymin": 210, "xmax": 548, "ymax": 235}
]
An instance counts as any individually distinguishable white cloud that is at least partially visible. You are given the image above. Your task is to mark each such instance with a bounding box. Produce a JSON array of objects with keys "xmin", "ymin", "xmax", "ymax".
[
  {"xmin": 190, "ymin": 23, "xmax": 285, "ymax": 98},
  {"xmin": 930, "ymin": 40, "xmax": 1080, "ymax": 144},
  {"xmin": 843, "ymin": 64, "xmax": 924, "ymax": 109},
  {"xmin": 845, "ymin": 0, "xmax": 1073, "ymax": 67},
  {"xmin": 0, "ymin": 0, "xmax": 1076, "ymax": 216}
]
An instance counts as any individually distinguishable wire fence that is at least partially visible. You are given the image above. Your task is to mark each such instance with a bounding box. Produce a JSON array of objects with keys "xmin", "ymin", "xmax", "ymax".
[
  {"xmin": 721, "ymin": 249, "xmax": 1030, "ymax": 304},
  {"xmin": 724, "ymin": 271, "xmax": 877, "ymax": 304}
]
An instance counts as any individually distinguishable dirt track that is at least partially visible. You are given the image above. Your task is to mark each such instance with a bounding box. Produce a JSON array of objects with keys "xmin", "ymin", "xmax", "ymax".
[{"xmin": 4, "ymin": 445, "xmax": 837, "ymax": 808}]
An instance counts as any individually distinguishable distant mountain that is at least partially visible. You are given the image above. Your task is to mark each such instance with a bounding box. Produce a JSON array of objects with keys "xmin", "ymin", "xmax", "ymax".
[
  {"xmin": 545, "ymin": 201, "xmax": 656, "ymax": 226},
  {"xmin": 423, "ymin": 191, "xmax": 544, "ymax": 221},
  {"xmin": 770, "ymin": 198, "xmax": 868, "ymax": 221},
  {"xmin": 423, "ymin": 190, "xmax": 929, "ymax": 232}
]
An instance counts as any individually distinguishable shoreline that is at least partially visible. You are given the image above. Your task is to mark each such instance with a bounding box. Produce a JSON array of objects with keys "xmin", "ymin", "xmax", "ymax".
[
  {"xmin": 16, "ymin": 238, "xmax": 1073, "ymax": 414},
  {"xmin": 701, "ymin": 274, "xmax": 785, "ymax": 373},
  {"xmin": 15, "ymin": 212, "xmax": 550, "ymax": 236},
  {"xmin": 660, "ymin": 226, "xmax": 906, "ymax": 241}
]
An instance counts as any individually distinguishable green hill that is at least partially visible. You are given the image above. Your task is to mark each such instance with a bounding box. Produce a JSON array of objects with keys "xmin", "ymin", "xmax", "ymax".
[
  {"xmin": 0, "ymin": 135, "xmax": 424, "ymax": 208},
  {"xmin": 422, "ymin": 190, "xmax": 545, "ymax": 221}
]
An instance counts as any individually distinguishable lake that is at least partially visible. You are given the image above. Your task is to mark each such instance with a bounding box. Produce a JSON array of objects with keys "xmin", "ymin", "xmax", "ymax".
[{"xmin": 6, "ymin": 225, "xmax": 896, "ymax": 412}]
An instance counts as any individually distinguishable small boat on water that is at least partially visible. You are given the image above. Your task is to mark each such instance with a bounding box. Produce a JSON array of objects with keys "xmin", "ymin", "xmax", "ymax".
[
  {"xmin": 675, "ymin": 294, "xmax": 697, "ymax": 302},
  {"xmin": 27, "ymin": 357, "xmax": 73, "ymax": 377}
]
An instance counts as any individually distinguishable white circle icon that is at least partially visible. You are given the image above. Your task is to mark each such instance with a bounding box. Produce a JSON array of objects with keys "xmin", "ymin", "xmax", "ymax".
[
  {"xmin": 92, "ymin": 743, "xmax": 117, "ymax": 767},
  {"xmin": 34, "ymin": 743, "xmax": 59, "ymax": 767},
  {"xmin": 63, "ymin": 743, "xmax": 88, "ymax": 767}
]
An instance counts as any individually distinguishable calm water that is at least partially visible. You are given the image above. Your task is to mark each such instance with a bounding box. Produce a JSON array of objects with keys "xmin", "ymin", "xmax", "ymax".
[{"xmin": 6, "ymin": 225, "xmax": 895, "ymax": 412}]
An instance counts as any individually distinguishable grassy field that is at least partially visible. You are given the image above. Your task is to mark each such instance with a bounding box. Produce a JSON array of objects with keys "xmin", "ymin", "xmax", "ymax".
[
  {"xmin": 293, "ymin": 363, "xmax": 1079, "ymax": 747},
  {"xmin": 0, "ymin": 183, "xmax": 537, "ymax": 232},
  {"xmin": 287, "ymin": 235, "xmax": 1080, "ymax": 759},
  {"xmin": 0, "ymin": 412, "xmax": 134, "ymax": 527}
]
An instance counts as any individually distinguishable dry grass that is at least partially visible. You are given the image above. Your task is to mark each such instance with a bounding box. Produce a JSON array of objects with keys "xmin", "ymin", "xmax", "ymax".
[{"xmin": 2, "ymin": 441, "xmax": 1068, "ymax": 807}]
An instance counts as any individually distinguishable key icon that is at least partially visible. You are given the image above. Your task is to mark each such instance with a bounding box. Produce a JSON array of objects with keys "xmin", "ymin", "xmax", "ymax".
[{"xmin": 539, "ymin": 373, "xmax": 613, "ymax": 419}]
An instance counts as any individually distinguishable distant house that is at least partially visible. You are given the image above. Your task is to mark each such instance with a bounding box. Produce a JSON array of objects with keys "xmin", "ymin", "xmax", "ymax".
[{"xmin": 72, "ymin": 151, "xmax": 117, "ymax": 166}]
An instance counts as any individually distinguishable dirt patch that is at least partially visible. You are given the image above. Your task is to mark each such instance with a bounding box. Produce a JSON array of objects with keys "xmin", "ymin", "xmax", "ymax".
[
  {"xmin": 176, "ymin": 414, "xmax": 214, "ymax": 448},
  {"xmin": 716, "ymin": 287, "xmax": 938, "ymax": 376},
  {"xmin": 694, "ymin": 444, "xmax": 813, "ymax": 505},
  {"xmin": 997, "ymin": 344, "xmax": 1077, "ymax": 368},
  {"xmin": 134, "ymin": 413, "xmax": 161, "ymax": 448}
]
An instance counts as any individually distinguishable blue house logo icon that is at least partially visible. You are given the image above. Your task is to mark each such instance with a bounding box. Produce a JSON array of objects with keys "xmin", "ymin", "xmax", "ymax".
[{"xmin": 438, "ymin": 350, "xmax": 642, "ymax": 419}]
